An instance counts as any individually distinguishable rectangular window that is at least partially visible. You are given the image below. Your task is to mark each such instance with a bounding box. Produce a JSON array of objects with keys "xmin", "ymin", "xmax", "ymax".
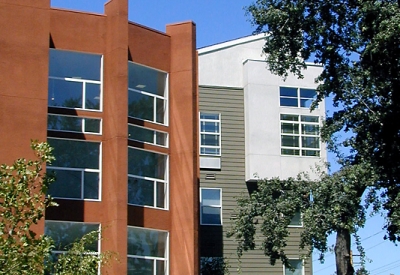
[
  {"xmin": 128, "ymin": 124, "xmax": 168, "ymax": 147},
  {"xmin": 127, "ymin": 227, "xmax": 168, "ymax": 275},
  {"xmin": 45, "ymin": 220, "xmax": 99, "ymax": 254},
  {"xmin": 200, "ymin": 113, "xmax": 221, "ymax": 156},
  {"xmin": 48, "ymin": 114, "xmax": 101, "ymax": 134},
  {"xmin": 127, "ymin": 147, "xmax": 168, "ymax": 209},
  {"xmin": 47, "ymin": 138, "xmax": 101, "ymax": 200},
  {"xmin": 48, "ymin": 49, "xmax": 102, "ymax": 111},
  {"xmin": 280, "ymin": 87, "xmax": 317, "ymax": 108},
  {"xmin": 284, "ymin": 259, "xmax": 304, "ymax": 275},
  {"xmin": 289, "ymin": 210, "xmax": 302, "ymax": 227},
  {"xmin": 128, "ymin": 62, "xmax": 168, "ymax": 125},
  {"xmin": 281, "ymin": 114, "xmax": 320, "ymax": 157},
  {"xmin": 200, "ymin": 188, "xmax": 222, "ymax": 225}
]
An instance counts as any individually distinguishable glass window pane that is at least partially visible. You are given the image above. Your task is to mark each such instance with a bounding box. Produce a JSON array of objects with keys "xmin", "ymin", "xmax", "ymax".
[
  {"xmin": 280, "ymin": 114, "xmax": 299, "ymax": 121},
  {"xmin": 285, "ymin": 259, "xmax": 303, "ymax": 275},
  {"xmin": 201, "ymin": 121, "xmax": 219, "ymax": 133},
  {"xmin": 128, "ymin": 125, "xmax": 154, "ymax": 144},
  {"xmin": 84, "ymin": 172, "xmax": 99, "ymax": 200},
  {"xmin": 48, "ymin": 78, "xmax": 83, "ymax": 108},
  {"xmin": 202, "ymin": 206, "xmax": 221, "ymax": 225},
  {"xmin": 302, "ymin": 124, "xmax": 319, "ymax": 135},
  {"xmin": 300, "ymin": 98, "xmax": 313, "ymax": 108},
  {"xmin": 127, "ymin": 227, "xmax": 167, "ymax": 258},
  {"xmin": 84, "ymin": 118, "xmax": 101, "ymax": 133},
  {"xmin": 290, "ymin": 210, "xmax": 302, "ymax": 226},
  {"xmin": 201, "ymin": 134, "xmax": 219, "ymax": 146},
  {"xmin": 302, "ymin": 150, "xmax": 320, "ymax": 157},
  {"xmin": 280, "ymin": 97, "xmax": 298, "ymax": 107},
  {"xmin": 301, "ymin": 137, "xmax": 319, "ymax": 148},
  {"xmin": 49, "ymin": 49, "xmax": 101, "ymax": 81},
  {"xmin": 202, "ymin": 189, "xmax": 221, "ymax": 205},
  {"xmin": 282, "ymin": 135, "xmax": 299, "ymax": 147},
  {"xmin": 48, "ymin": 139, "xmax": 100, "ymax": 169},
  {"xmin": 45, "ymin": 221, "xmax": 99, "ymax": 251},
  {"xmin": 301, "ymin": 116, "xmax": 319, "ymax": 123},
  {"xmin": 156, "ymin": 260, "xmax": 166, "ymax": 275},
  {"xmin": 280, "ymin": 87, "xmax": 298, "ymax": 97},
  {"xmin": 281, "ymin": 123, "xmax": 299, "ymax": 134},
  {"xmin": 127, "ymin": 258, "xmax": 153, "ymax": 275},
  {"xmin": 300, "ymin": 88, "xmax": 316, "ymax": 98},
  {"xmin": 156, "ymin": 182, "xmax": 165, "ymax": 209},
  {"xmin": 47, "ymin": 169, "xmax": 81, "ymax": 199},
  {"xmin": 156, "ymin": 97, "xmax": 165, "ymax": 124},
  {"xmin": 128, "ymin": 148, "xmax": 167, "ymax": 180},
  {"xmin": 85, "ymin": 83, "xmax": 101, "ymax": 110},
  {"xmin": 128, "ymin": 62, "xmax": 167, "ymax": 97},
  {"xmin": 128, "ymin": 177, "xmax": 154, "ymax": 206},
  {"xmin": 200, "ymin": 147, "xmax": 220, "ymax": 155},
  {"xmin": 155, "ymin": 132, "xmax": 167, "ymax": 147},
  {"xmin": 128, "ymin": 90, "xmax": 154, "ymax": 121},
  {"xmin": 200, "ymin": 113, "xmax": 219, "ymax": 120},
  {"xmin": 282, "ymin": 149, "xmax": 300, "ymax": 155},
  {"xmin": 48, "ymin": 115, "xmax": 82, "ymax": 132}
]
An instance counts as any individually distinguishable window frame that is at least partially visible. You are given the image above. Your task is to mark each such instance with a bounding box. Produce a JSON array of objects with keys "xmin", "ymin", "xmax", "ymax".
[
  {"xmin": 199, "ymin": 112, "xmax": 221, "ymax": 157},
  {"xmin": 48, "ymin": 49, "xmax": 103, "ymax": 112},
  {"xmin": 127, "ymin": 226, "xmax": 169, "ymax": 275},
  {"xmin": 48, "ymin": 114, "xmax": 102, "ymax": 135},
  {"xmin": 127, "ymin": 147, "xmax": 169, "ymax": 210},
  {"xmin": 283, "ymin": 259, "xmax": 304, "ymax": 275},
  {"xmin": 127, "ymin": 62, "xmax": 169, "ymax": 126},
  {"xmin": 280, "ymin": 86, "xmax": 317, "ymax": 109},
  {"xmin": 128, "ymin": 123, "xmax": 168, "ymax": 148},
  {"xmin": 280, "ymin": 114, "xmax": 320, "ymax": 157},
  {"xmin": 47, "ymin": 137, "xmax": 102, "ymax": 201},
  {"xmin": 200, "ymin": 188, "xmax": 222, "ymax": 226}
]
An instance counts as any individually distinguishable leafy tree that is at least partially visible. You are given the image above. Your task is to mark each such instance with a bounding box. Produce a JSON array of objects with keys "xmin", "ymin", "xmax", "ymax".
[
  {"xmin": 0, "ymin": 141, "xmax": 111, "ymax": 274},
  {"xmin": 231, "ymin": 1, "xmax": 400, "ymax": 274},
  {"xmin": 200, "ymin": 257, "xmax": 230, "ymax": 275}
]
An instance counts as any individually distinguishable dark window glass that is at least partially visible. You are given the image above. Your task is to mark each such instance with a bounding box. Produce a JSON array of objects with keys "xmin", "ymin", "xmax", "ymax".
[{"xmin": 128, "ymin": 62, "xmax": 167, "ymax": 96}]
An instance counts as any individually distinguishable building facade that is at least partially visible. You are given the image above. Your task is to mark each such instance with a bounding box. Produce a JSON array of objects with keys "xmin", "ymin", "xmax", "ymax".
[
  {"xmin": 198, "ymin": 35, "xmax": 326, "ymax": 274},
  {"xmin": 0, "ymin": 0, "xmax": 199, "ymax": 274}
]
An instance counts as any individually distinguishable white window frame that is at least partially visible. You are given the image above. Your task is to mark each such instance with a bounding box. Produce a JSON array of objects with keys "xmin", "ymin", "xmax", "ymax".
[
  {"xmin": 48, "ymin": 52, "xmax": 103, "ymax": 112},
  {"xmin": 199, "ymin": 113, "xmax": 221, "ymax": 156},
  {"xmin": 48, "ymin": 114, "xmax": 102, "ymax": 135},
  {"xmin": 200, "ymin": 188, "xmax": 222, "ymax": 226},
  {"xmin": 128, "ymin": 124, "xmax": 168, "ymax": 148},
  {"xmin": 280, "ymin": 114, "xmax": 320, "ymax": 157},
  {"xmin": 280, "ymin": 86, "xmax": 317, "ymax": 108},
  {"xmin": 128, "ymin": 62, "xmax": 169, "ymax": 126},
  {"xmin": 47, "ymin": 138, "xmax": 102, "ymax": 201},
  {"xmin": 127, "ymin": 226, "xmax": 169, "ymax": 275},
  {"xmin": 283, "ymin": 259, "xmax": 304, "ymax": 275},
  {"xmin": 127, "ymin": 147, "xmax": 169, "ymax": 210}
]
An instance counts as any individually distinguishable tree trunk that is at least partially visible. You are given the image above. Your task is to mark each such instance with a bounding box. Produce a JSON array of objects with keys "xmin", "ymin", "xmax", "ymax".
[{"xmin": 335, "ymin": 229, "xmax": 354, "ymax": 275}]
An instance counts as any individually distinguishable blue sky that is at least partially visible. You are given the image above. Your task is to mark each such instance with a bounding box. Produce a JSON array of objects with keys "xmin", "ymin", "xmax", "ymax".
[{"xmin": 51, "ymin": 1, "xmax": 400, "ymax": 274}]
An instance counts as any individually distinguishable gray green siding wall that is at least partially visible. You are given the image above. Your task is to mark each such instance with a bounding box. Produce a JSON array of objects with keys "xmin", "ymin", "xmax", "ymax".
[{"xmin": 199, "ymin": 86, "xmax": 312, "ymax": 275}]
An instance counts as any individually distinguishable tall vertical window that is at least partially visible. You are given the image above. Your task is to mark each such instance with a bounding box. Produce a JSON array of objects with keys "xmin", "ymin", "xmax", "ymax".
[
  {"xmin": 280, "ymin": 87, "xmax": 317, "ymax": 108},
  {"xmin": 281, "ymin": 114, "xmax": 320, "ymax": 157},
  {"xmin": 284, "ymin": 259, "xmax": 304, "ymax": 275},
  {"xmin": 47, "ymin": 138, "xmax": 101, "ymax": 200},
  {"xmin": 45, "ymin": 221, "xmax": 99, "ymax": 258},
  {"xmin": 200, "ymin": 113, "xmax": 221, "ymax": 156},
  {"xmin": 128, "ymin": 62, "xmax": 168, "ymax": 125},
  {"xmin": 127, "ymin": 227, "xmax": 168, "ymax": 275},
  {"xmin": 200, "ymin": 188, "xmax": 222, "ymax": 225},
  {"xmin": 48, "ymin": 49, "xmax": 102, "ymax": 111},
  {"xmin": 127, "ymin": 147, "xmax": 168, "ymax": 209}
]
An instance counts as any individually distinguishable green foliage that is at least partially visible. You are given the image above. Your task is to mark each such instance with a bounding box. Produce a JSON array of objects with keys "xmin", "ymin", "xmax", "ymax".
[
  {"xmin": 0, "ymin": 141, "xmax": 111, "ymax": 274},
  {"xmin": 228, "ymin": 164, "xmax": 377, "ymax": 270},
  {"xmin": 245, "ymin": 0, "xmax": 400, "ymax": 242},
  {"xmin": 200, "ymin": 257, "xmax": 230, "ymax": 275}
]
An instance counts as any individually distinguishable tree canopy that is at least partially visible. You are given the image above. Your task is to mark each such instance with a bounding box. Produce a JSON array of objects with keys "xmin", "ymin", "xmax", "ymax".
[{"xmin": 228, "ymin": 1, "xmax": 400, "ymax": 274}]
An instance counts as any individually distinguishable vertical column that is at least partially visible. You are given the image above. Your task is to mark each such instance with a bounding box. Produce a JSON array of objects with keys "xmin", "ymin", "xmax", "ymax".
[
  {"xmin": 166, "ymin": 22, "xmax": 200, "ymax": 275},
  {"xmin": 102, "ymin": 0, "xmax": 128, "ymax": 274},
  {"xmin": 0, "ymin": 0, "xmax": 50, "ymax": 234}
]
